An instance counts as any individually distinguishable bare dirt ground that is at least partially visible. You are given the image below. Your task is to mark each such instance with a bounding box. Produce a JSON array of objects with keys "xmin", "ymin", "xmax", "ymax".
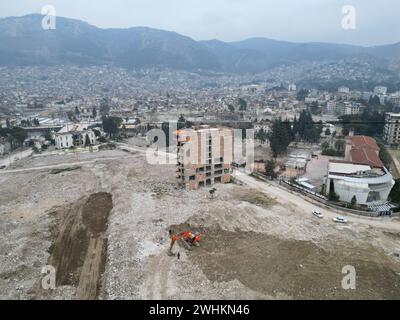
[{"xmin": 1, "ymin": 147, "xmax": 400, "ymax": 300}]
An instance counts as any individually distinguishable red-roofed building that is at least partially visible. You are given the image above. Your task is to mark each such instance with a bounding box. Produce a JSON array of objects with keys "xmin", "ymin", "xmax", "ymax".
[{"xmin": 345, "ymin": 135, "xmax": 383, "ymax": 168}]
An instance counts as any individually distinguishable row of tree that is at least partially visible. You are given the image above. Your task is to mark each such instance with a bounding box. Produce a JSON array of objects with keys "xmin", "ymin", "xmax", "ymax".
[
  {"xmin": 339, "ymin": 99, "xmax": 396, "ymax": 137},
  {"xmin": 268, "ymin": 110, "xmax": 322, "ymax": 157},
  {"xmin": 321, "ymin": 141, "xmax": 345, "ymax": 157},
  {"xmin": 0, "ymin": 127, "xmax": 28, "ymax": 150},
  {"xmin": 293, "ymin": 110, "xmax": 323, "ymax": 143}
]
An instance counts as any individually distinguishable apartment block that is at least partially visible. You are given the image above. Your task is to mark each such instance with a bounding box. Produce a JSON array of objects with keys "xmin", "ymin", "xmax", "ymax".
[
  {"xmin": 341, "ymin": 102, "xmax": 364, "ymax": 116},
  {"xmin": 176, "ymin": 126, "xmax": 234, "ymax": 190},
  {"xmin": 384, "ymin": 113, "xmax": 400, "ymax": 145}
]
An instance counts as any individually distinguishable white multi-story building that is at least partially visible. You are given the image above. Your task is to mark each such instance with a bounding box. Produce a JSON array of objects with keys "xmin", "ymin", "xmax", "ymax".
[
  {"xmin": 374, "ymin": 86, "xmax": 388, "ymax": 95},
  {"xmin": 383, "ymin": 113, "xmax": 400, "ymax": 145},
  {"xmin": 390, "ymin": 92, "xmax": 400, "ymax": 107},
  {"xmin": 254, "ymin": 121, "xmax": 271, "ymax": 133},
  {"xmin": 55, "ymin": 123, "xmax": 96, "ymax": 149},
  {"xmin": 326, "ymin": 101, "xmax": 337, "ymax": 114},
  {"xmin": 338, "ymin": 86, "xmax": 350, "ymax": 94},
  {"xmin": 342, "ymin": 102, "xmax": 364, "ymax": 115}
]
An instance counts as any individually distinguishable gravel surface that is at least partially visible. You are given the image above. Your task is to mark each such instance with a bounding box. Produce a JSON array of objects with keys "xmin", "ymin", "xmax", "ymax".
[{"xmin": 1, "ymin": 148, "xmax": 400, "ymax": 299}]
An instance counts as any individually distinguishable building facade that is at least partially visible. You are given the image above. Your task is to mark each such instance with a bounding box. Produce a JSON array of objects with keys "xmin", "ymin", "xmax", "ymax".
[
  {"xmin": 326, "ymin": 161, "xmax": 394, "ymax": 206},
  {"xmin": 384, "ymin": 113, "xmax": 400, "ymax": 145},
  {"xmin": 177, "ymin": 126, "xmax": 233, "ymax": 190},
  {"xmin": 341, "ymin": 102, "xmax": 364, "ymax": 116},
  {"xmin": 55, "ymin": 123, "xmax": 96, "ymax": 149}
]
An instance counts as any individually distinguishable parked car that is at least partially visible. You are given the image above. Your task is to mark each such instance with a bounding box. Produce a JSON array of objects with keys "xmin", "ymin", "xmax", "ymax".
[
  {"xmin": 313, "ymin": 210, "xmax": 324, "ymax": 219},
  {"xmin": 0, "ymin": 165, "xmax": 6, "ymax": 170},
  {"xmin": 333, "ymin": 217, "xmax": 348, "ymax": 224}
]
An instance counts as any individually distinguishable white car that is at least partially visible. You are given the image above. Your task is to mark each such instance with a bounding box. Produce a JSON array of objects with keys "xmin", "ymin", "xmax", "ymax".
[
  {"xmin": 313, "ymin": 210, "xmax": 324, "ymax": 219},
  {"xmin": 333, "ymin": 217, "xmax": 348, "ymax": 224}
]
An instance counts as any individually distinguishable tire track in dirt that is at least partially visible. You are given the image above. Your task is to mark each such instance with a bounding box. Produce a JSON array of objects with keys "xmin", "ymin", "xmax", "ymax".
[
  {"xmin": 32, "ymin": 193, "xmax": 113, "ymax": 300},
  {"xmin": 145, "ymin": 254, "xmax": 170, "ymax": 300}
]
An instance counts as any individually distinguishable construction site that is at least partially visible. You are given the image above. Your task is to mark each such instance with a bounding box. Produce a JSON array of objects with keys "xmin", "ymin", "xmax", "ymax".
[{"xmin": 1, "ymin": 142, "xmax": 400, "ymax": 300}]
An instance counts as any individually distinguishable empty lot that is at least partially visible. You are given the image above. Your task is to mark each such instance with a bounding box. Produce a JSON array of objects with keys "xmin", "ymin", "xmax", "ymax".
[{"xmin": 0, "ymin": 148, "xmax": 400, "ymax": 299}]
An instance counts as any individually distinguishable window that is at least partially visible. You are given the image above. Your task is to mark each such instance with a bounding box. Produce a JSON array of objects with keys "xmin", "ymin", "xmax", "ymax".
[{"xmin": 367, "ymin": 191, "xmax": 380, "ymax": 203}]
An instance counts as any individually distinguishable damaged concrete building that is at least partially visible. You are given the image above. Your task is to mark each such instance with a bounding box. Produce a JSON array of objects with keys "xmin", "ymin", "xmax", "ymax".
[{"xmin": 177, "ymin": 126, "xmax": 234, "ymax": 190}]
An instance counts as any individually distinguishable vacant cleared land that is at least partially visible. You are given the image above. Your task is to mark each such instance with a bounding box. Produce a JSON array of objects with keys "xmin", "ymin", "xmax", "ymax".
[{"xmin": 0, "ymin": 147, "xmax": 400, "ymax": 299}]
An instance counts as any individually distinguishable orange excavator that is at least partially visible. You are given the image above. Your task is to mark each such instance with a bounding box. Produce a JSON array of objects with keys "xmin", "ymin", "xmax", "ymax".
[{"xmin": 168, "ymin": 228, "xmax": 205, "ymax": 256}]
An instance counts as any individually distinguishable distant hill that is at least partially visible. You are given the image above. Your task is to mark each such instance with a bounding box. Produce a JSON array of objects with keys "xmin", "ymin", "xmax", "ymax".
[{"xmin": 0, "ymin": 14, "xmax": 399, "ymax": 74}]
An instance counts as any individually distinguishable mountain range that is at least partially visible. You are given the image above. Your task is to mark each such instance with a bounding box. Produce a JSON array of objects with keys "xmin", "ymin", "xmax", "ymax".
[{"xmin": 0, "ymin": 14, "xmax": 399, "ymax": 74}]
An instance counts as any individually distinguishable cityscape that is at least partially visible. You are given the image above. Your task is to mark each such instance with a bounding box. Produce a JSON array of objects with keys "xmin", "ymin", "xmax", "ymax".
[{"xmin": 1, "ymin": 1, "xmax": 400, "ymax": 307}]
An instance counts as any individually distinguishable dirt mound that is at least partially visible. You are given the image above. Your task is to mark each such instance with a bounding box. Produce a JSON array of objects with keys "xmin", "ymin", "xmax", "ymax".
[
  {"xmin": 32, "ymin": 192, "xmax": 113, "ymax": 300},
  {"xmin": 191, "ymin": 226, "xmax": 400, "ymax": 299},
  {"xmin": 232, "ymin": 189, "xmax": 276, "ymax": 208}
]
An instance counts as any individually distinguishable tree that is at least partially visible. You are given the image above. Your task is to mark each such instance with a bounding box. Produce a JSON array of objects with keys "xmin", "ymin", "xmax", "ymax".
[
  {"xmin": 0, "ymin": 127, "xmax": 28, "ymax": 150},
  {"xmin": 66, "ymin": 111, "xmax": 75, "ymax": 122},
  {"xmin": 100, "ymin": 99, "xmax": 111, "ymax": 116},
  {"xmin": 349, "ymin": 195, "xmax": 357, "ymax": 209},
  {"xmin": 297, "ymin": 89, "xmax": 309, "ymax": 101},
  {"xmin": 328, "ymin": 181, "xmax": 340, "ymax": 202},
  {"xmin": 102, "ymin": 116, "xmax": 123, "ymax": 139},
  {"xmin": 309, "ymin": 101, "xmax": 320, "ymax": 115},
  {"xmin": 228, "ymin": 104, "xmax": 235, "ymax": 113},
  {"xmin": 335, "ymin": 140, "xmax": 345, "ymax": 153},
  {"xmin": 255, "ymin": 128, "xmax": 268, "ymax": 144},
  {"xmin": 92, "ymin": 107, "xmax": 97, "ymax": 119},
  {"xmin": 177, "ymin": 114, "xmax": 192, "ymax": 129},
  {"xmin": 325, "ymin": 128, "xmax": 331, "ymax": 136},
  {"xmin": 320, "ymin": 184, "xmax": 327, "ymax": 196},
  {"xmin": 265, "ymin": 160, "xmax": 277, "ymax": 180},
  {"xmin": 238, "ymin": 98, "xmax": 247, "ymax": 111},
  {"xmin": 20, "ymin": 119, "xmax": 31, "ymax": 127},
  {"xmin": 178, "ymin": 114, "xmax": 186, "ymax": 126},
  {"xmin": 292, "ymin": 116, "xmax": 299, "ymax": 136},
  {"xmin": 389, "ymin": 180, "xmax": 400, "ymax": 204},
  {"xmin": 33, "ymin": 118, "xmax": 40, "ymax": 126},
  {"xmin": 75, "ymin": 107, "xmax": 81, "ymax": 117},
  {"xmin": 339, "ymin": 108, "xmax": 385, "ymax": 137},
  {"xmin": 93, "ymin": 129, "xmax": 101, "ymax": 138},
  {"xmin": 378, "ymin": 143, "xmax": 391, "ymax": 168},
  {"xmin": 269, "ymin": 118, "xmax": 292, "ymax": 157},
  {"xmin": 322, "ymin": 141, "xmax": 330, "ymax": 152},
  {"xmin": 368, "ymin": 95, "xmax": 381, "ymax": 107},
  {"xmin": 297, "ymin": 110, "xmax": 321, "ymax": 143},
  {"xmin": 322, "ymin": 140, "xmax": 344, "ymax": 157},
  {"xmin": 84, "ymin": 134, "xmax": 92, "ymax": 147}
]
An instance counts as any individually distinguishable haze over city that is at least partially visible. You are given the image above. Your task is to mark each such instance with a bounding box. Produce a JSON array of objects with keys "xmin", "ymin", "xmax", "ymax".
[{"xmin": 1, "ymin": 0, "xmax": 400, "ymax": 45}]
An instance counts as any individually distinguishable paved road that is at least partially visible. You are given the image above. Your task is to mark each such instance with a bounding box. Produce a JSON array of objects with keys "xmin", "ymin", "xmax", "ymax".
[{"xmin": 233, "ymin": 169, "xmax": 400, "ymax": 232}]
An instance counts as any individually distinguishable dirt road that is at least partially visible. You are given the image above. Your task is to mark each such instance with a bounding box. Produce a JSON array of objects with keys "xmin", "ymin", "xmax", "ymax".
[{"xmin": 0, "ymin": 155, "xmax": 138, "ymax": 174}]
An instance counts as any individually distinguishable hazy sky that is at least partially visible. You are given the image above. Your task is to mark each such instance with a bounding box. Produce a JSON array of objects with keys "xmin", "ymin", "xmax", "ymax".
[{"xmin": 1, "ymin": 0, "xmax": 399, "ymax": 46}]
